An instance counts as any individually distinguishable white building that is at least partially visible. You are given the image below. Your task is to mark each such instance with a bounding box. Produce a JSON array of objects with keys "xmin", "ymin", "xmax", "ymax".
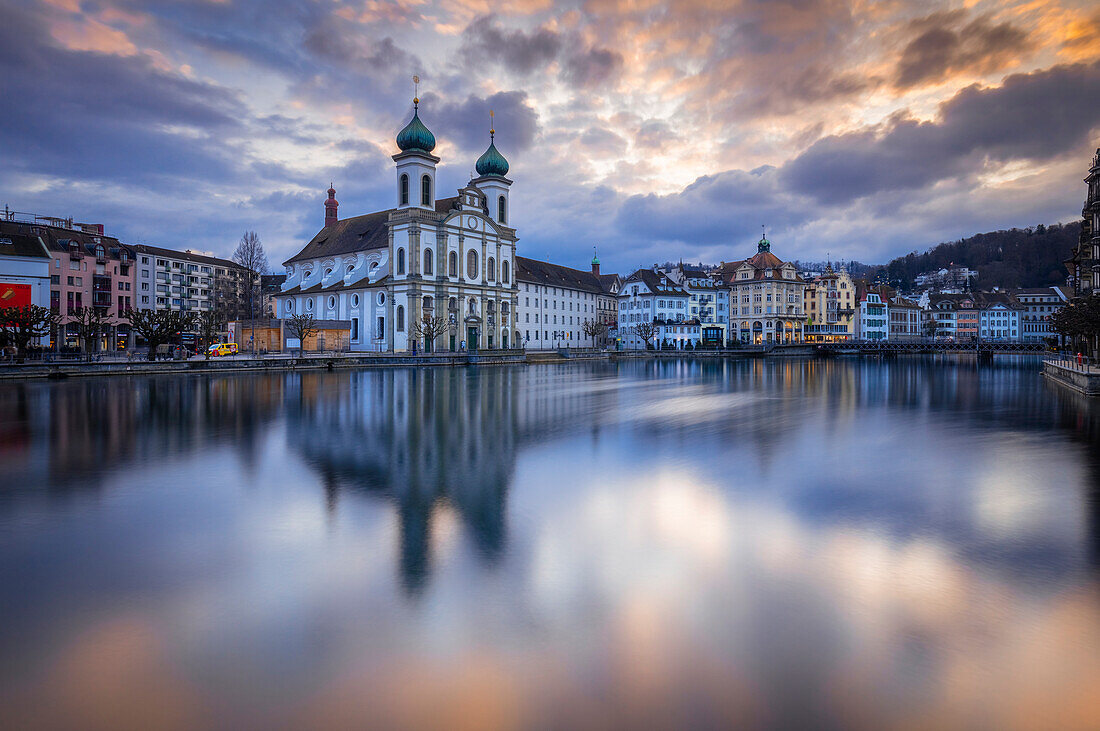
[
  {"xmin": 616, "ymin": 268, "xmax": 690, "ymax": 349},
  {"xmin": 0, "ymin": 225, "xmax": 51, "ymax": 310},
  {"xmin": 856, "ymin": 288, "xmax": 888, "ymax": 340},
  {"xmin": 665, "ymin": 263, "xmax": 729, "ymax": 346},
  {"xmin": 276, "ymin": 97, "xmax": 518, "ymax": 352},
  {"xmin": 516, "ymin": 256, "xmax": 613, "ymax": 349},
  {"xmin": 133, "ymin": 245, "xmax": 243, "ymax": 316},
  {"xmin": 1012, "ymin": 286, "xmax": 1069, "ymax": 343},
  {"xmin": 978, "ymin": 293, "xmax": 1022, "ymax": 341}
]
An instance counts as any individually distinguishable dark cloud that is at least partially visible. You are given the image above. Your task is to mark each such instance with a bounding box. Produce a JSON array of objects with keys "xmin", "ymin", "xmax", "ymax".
[
  {"xmin": 460, "ymin": 14, "xmax": 562, "ymax": 75},
  {"xmin": 614, "ymin": 167, "xmax": 813, "ymax": 247},
  {"xmin": 0, "ymin": 3, "xmax": 246, "ymax": 188},
  {"xmin": 634, "ymin": 120, "xmax": 678, "ymax": 150},
  {"xmin": 782, "ymin": 60, "xmax": 1100, "ymax": 204},
  {"xmin": 459, "ymin": 14, "xmax": 621, "ymax": 89},
  {"xmin": 561, "ymin": 46, "xmax": 623, "ymax": 88},
  {"xmin": 580, "ymin": 126, "xmax": 627, "ymax": 155},
  {"xmin": 895, "ymin": 11, "xmax": 1034, "ymax": 89},
  {"xmin": 431, "ymin": 90, "xmax": 540, "ymax": 154}
]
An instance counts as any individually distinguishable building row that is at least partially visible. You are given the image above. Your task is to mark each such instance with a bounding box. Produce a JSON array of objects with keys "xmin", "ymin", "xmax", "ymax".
[{"xmin": 0, "ymin": 211, "xmax": 252, "ymax": 351}]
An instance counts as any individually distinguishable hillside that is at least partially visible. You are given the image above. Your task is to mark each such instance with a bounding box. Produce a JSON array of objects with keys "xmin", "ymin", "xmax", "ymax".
[{"xmin": 881, "ymin": 222, "xmax": 1081, "ymax": 290}]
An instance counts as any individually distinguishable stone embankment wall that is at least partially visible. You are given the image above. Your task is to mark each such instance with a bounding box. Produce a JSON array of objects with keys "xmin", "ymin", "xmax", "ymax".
[{"xmin": 1042, "ymin": 361, "xmax": 1100, "ymax": 396}]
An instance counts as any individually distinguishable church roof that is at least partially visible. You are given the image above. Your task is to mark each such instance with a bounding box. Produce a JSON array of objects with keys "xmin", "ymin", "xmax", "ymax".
[
  {"xmin": 284, "ymin": 197, "xmax": 459, "ymax": 265},
  {"xmin": 475, "ymin": 139, "xmax": 509, "ymax": 177},
  {"xmin": 396, "ymin": 107, "xmax": 436, "ymax": 153}
]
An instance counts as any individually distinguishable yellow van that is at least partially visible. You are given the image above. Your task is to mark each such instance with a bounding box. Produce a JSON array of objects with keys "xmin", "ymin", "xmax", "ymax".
[{"xmin": 207, "ymin": 342, "xmax": 238, "ymax": 357}]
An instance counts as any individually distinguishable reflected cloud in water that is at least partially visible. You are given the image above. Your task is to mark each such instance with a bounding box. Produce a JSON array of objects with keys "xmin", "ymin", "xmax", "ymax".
[{"xmin": 1, "ymin": 358, "xmax": 1099, "ymax": 728}]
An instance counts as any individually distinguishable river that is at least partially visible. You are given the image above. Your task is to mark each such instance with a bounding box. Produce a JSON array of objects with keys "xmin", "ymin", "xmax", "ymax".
[{"xmin": 1, "ymin": 357, "xmax": 1098, "ymax": 729}]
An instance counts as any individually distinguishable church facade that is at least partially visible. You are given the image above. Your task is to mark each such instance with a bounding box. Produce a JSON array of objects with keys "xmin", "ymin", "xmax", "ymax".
[{"xmin": 276, "ymin": 98, "xmax": 519, "ymax": 352}]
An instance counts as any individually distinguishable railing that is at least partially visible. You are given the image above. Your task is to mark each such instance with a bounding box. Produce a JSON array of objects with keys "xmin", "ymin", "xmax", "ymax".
[{"xmin": 1045, "ymin": 351, "xmax": 1097, "ymax": 373}]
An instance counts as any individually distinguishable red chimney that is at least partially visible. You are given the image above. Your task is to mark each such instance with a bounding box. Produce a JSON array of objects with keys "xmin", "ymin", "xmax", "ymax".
[{"xmin": 324, "ymin": 184, "xmax": 339, "ymax": 228}]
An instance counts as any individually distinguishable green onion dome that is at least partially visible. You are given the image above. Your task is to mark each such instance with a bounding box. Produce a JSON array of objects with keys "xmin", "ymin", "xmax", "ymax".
[
  {"xmin": 396, "ymin": 102, "xmax": 436, "ymax": 153},
  {"xmin": 475, "ymin": 135, "xmax": 509, "ymax": 177}
]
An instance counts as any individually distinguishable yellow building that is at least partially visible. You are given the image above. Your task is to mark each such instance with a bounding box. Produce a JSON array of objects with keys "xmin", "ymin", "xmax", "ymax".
[{"xmin": 803, "ymin": 265, "xmax": 856, "ymax": 342}]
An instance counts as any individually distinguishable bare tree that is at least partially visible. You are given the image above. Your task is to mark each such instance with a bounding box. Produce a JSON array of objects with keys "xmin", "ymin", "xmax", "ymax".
[
  {"xmin": 126, "ymin": 309, "xmax": 194, "ymax": 361},
  {"xmin": 232, "ymin": 230, "xmax": 269, "ymax": 356},
  {"xmin": 632, "ymin": 321, "xmax": 657, "ymax": 350},
  {"xmin": 71, "ymin": 306, "xmax": 109, "ymax": 360},
  {"xmin": 195, "ymin": 309, "xmax": 225, "ymax": 359},
  {"xmin": 286, "ymin": 313, "xmax": 318, "ymax": 355},
  {"xmin": 0, "ymin": 305, "xmax": 60, "ymax": 357},
  {"xmin": 582, "ymin": 318, "xmax": 607, "ymax": 347},
  {"xmin": 412, "ymin": 314, "xmax": 449, "ymax": 353}
]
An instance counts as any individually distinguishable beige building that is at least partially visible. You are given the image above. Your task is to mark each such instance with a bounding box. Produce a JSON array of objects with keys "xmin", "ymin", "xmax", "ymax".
[
  {"xmin": 719, "ymin": 234, "xmax": 805, "ymax": 343},
  {"xmin": 803, "ymin": 265, "xmax": 855, "ymax": 342}
]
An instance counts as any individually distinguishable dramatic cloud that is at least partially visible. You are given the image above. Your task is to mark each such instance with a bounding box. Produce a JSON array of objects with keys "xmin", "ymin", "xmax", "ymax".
[
  {"xmin": 895, "ymin": 11, "xmax": 1035, "ymax": 89},
  {"xmin": 0, "ymin": 0, "xmax": 1097, "ymax": 272},
  {"xmin": 783, "ymin": 60, "xmax": 1100, "ymax": 204}
]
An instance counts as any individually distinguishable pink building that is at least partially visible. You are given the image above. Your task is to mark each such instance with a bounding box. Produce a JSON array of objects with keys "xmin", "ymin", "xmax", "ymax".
[{"xmin": 27, "ymin": 216, "xmax": 137, "ymax": 351}]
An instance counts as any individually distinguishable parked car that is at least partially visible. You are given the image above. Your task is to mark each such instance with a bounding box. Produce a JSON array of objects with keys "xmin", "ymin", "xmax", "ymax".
[{"xmin": 207, "ymin": 342, "xmax": 238, "ymax": 357}]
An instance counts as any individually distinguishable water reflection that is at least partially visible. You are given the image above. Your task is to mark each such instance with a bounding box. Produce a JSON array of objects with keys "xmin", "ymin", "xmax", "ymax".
[{"xmin": 0, "ymin": 358, "xmax": 1099, "ymax": 729}]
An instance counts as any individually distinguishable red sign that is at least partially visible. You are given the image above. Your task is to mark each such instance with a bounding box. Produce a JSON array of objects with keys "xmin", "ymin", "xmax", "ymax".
[{"xmin": 0, "ymin": 283, "xmax": 31, "ymax": 309}]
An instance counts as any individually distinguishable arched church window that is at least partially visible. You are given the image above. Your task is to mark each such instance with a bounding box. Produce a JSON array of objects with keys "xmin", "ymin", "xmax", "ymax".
[
  {"xmin": 502, "ymin": 260, "xmax": 510, "ymax": 283},
  {"xmin": 487, "ymin": 257, "xmax": 496, "ymax": 281},
  {"xmin": 449, "ymin": 251, "xmax": 457, "ymax": 277},
  {"xmin": 448, "ymin": 296, "xmax": 457, "ymax": 311},
  {"xmin": 421, "ymin": 175, "xmax": 432, "ymax": 206},
  {"xmin": 497, "ymin": 196, "xmax": 506, "ymax": 224},
  {"xmin": 397, "ymin": 248, "xmax": 405, "ymax": 275},
  {"xmin": 423, "ymin": 295, "xmax": 433, "ymax": 311},
  {"xmin": 467, "ymin": 250, "xmax": 478, "ymax": 278},
  {"xmin": 400, "ymin": 174, "xmax": 409, "ymax": 206},
  {"xmin": 396, "ymin": 305, "xmax": 405, "ymax": 331},
  {"xmin": 423, "ymin": 248, "xmax": 433, "ymax": 275}
]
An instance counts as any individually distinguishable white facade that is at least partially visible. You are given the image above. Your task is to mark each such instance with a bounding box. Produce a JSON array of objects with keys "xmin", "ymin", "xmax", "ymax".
[
  {"xmin": 517, "ymin": 256, "xmax": 611, "ymax": 347},
  {"xmin": 276, "ymin": 102, "xmax": 518, "ymax": 352},
  {"xmin": 665, "ymin": 264, "xmax": 729, "ymax": 345},
  {"xmin": 616, "ymin": 269, "xmax": 689, "ymax": 349},
  {"xmin": 1013, "ymin": 287, "xmax": 1068, "ymax": 343},
  {"xmin": 978, "ymin": 302, "xmax": 1021, "ymax": 340},
  {"xmin": 856, "ymin": 292, "xmax": 888, "ymax": 340}
]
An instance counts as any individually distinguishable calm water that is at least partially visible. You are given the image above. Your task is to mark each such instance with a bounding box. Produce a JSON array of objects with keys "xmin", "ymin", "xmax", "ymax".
[{"xmin": 1, "ymin": 358, "xmax": 1099, "ymax": 730}]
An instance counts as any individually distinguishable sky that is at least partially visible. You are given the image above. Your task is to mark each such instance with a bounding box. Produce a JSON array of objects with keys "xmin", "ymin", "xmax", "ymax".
[{"xmin": 1, "ymin": 0, "xmax": 1099, "ymax": 273}]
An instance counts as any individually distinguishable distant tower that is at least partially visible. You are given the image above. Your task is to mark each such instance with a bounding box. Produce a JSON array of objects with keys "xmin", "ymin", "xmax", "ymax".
[
  {"xmin": 324, "ymin": 183, "xmax": 338, "ymax": 228},
  {"xmin": 592, "ymin": 246, "xmax": 601, "ymax": 276}
]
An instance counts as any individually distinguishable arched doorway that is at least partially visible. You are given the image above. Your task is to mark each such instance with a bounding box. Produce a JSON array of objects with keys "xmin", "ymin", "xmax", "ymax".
[{"xmin": 752, "ymin": 321, "xmax": 763, "ymax": 344}]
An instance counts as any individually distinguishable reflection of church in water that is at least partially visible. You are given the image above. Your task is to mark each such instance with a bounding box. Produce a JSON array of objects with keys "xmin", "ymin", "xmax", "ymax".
[{"xmin": 285, "ymin": 369, "xmax": 519, "ymax": 593}]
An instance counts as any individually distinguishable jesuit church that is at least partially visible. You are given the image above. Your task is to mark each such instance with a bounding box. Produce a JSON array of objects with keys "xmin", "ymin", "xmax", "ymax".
[{"xmin": 276, "ymin": 95, "xmax": 518, "ymax": 351}]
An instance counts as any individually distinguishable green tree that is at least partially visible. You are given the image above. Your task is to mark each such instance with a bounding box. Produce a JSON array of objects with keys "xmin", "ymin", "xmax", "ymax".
[
  {"xmin": 1052, "ymin": 298, "xmax": 1100, "ymax": 356},
  {"xmin": 126, "ymin": 309, "xmax": 195, "ymax": 361}
]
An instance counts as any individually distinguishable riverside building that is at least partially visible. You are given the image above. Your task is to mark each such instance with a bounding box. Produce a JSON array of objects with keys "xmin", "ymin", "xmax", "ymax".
[
  {"xmin": 516, "ymin": 255, "xmax": 615, "ymax": 349},
  {"xmin": 803, "ymin": 264, "xmax": 855, "ymax": 342},
  {"xmin": 719, "ymin": 233, "xmax": 805, "ymax": 344},
  {"xmin": 276, "ymin": 96, "xmax": 518, "ymax": 352}
]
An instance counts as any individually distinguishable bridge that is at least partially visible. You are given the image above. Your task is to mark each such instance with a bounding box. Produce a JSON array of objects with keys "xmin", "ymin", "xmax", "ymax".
[{"xmin": 815, "ymin": 341, "xmax": 1046, "ymax": 355}]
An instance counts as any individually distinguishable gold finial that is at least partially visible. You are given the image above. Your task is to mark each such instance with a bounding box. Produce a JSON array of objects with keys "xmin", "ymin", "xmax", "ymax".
[
  {"xmin": 413, "ymin": 75, "xmax": 420, "ymax": 106},
  {"xmin": 490, "ymin": 109, "xmax": 495, "ymax": 139}
]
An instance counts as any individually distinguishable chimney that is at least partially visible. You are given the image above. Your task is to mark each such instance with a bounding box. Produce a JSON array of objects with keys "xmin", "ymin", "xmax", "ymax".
[{"xmin": 324, "ymin": 183, "xmax": 339, "ymax": 228}]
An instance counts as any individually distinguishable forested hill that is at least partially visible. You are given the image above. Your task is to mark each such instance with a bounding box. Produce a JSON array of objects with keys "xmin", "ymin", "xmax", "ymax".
[{"xmin": 881, "ymin": 222, "xmax": 1081, "ymax": 289}]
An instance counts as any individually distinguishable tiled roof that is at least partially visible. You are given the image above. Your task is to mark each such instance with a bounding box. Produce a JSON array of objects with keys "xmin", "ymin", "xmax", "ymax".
[
  {"xmin": 623, "ymin": 268, "xmax": 688, "ymax": 295},
  {"xmin": 133, "ymin": 243, "xmax": 239, "ymax": 269},
  {"xmin": 284, "ymin": 197, "xmax": 459, "ymax": 265},
  {"xmin": 0, "ymin": 222, "xmax": 51, "ymax": 259},
  {"xmin": 516, "ymin": 256, "xmax": 609, "ymax": 293}
]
